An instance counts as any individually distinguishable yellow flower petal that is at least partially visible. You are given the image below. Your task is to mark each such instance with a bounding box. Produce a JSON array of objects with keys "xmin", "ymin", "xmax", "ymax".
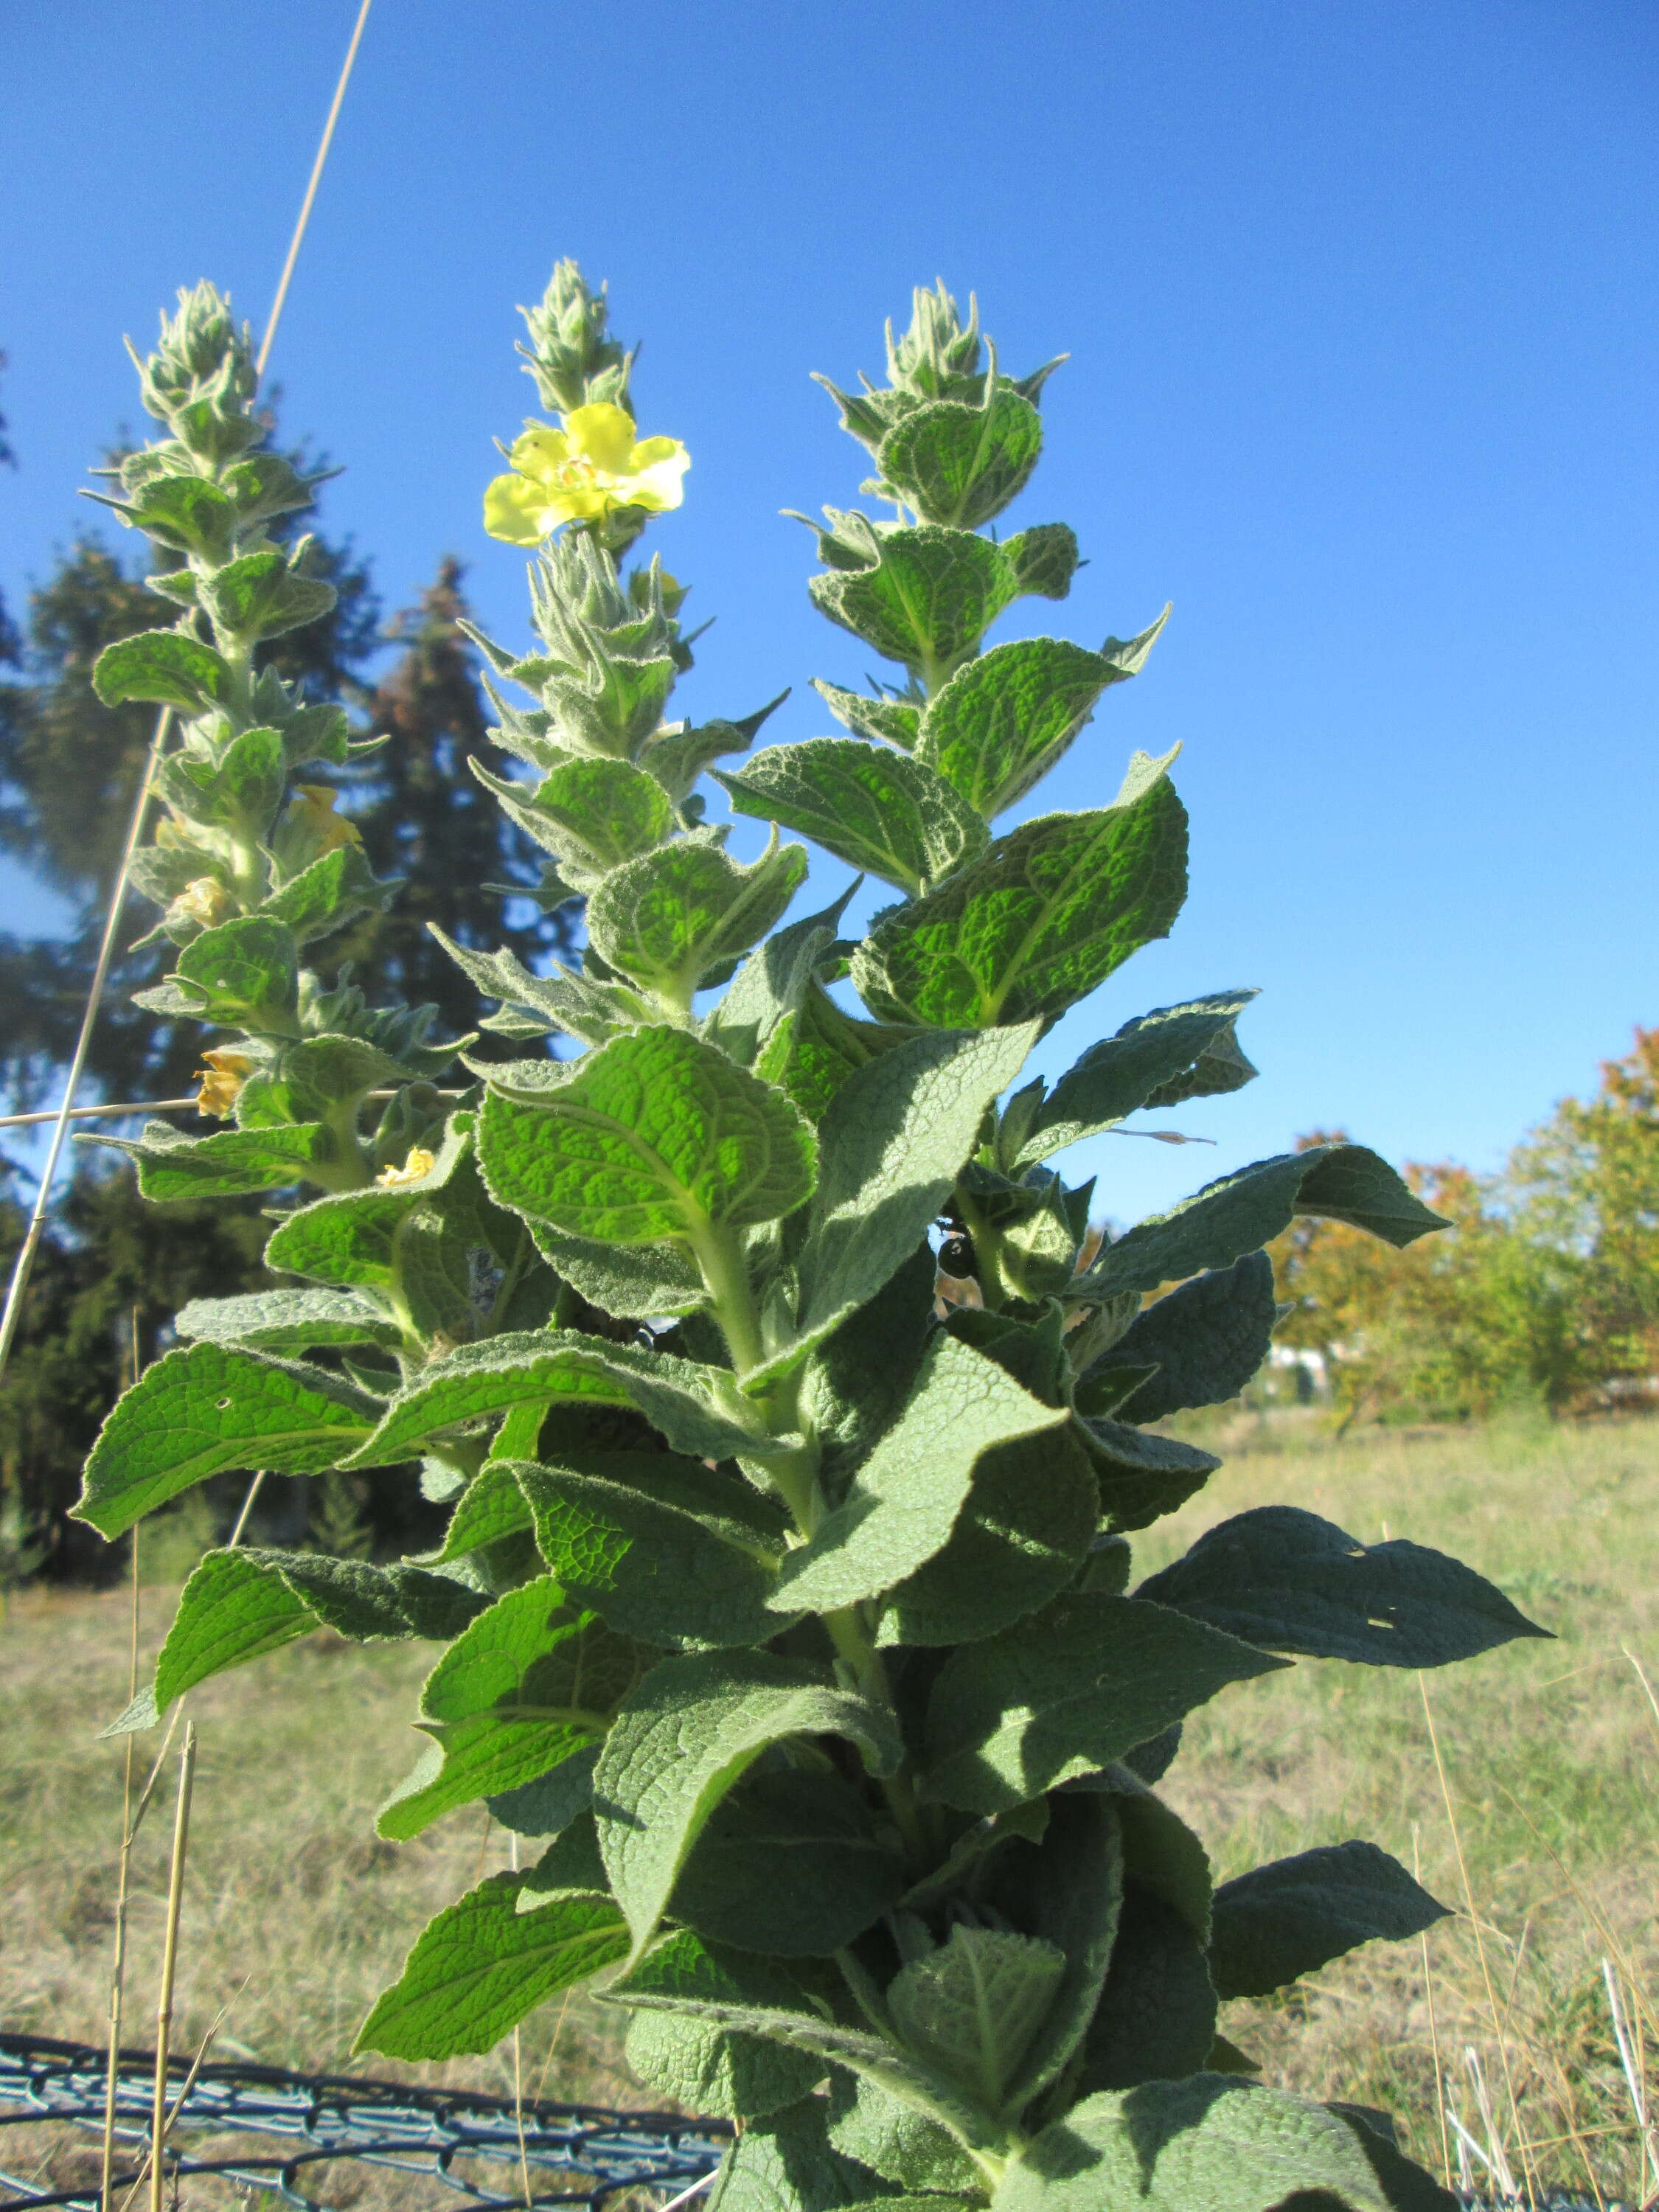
[
  {"xmin": 377, "ymin": 1146, "xmax": 437, "ymax": 1189},
  {"xmin": 625, "ymin": 450, "xmax": 691, "ymax": 513},
  {"xmin": 509, "ymin": 422, "xmax": 572, "ymax": 481},
  {"xmin": 291, "ymin": 784, "xmax": 361, "ymax": 852},
  {"xmin": 484, "ymin": 471, "xmax": 553, "ymax": 545},
  {"xmin": 563, "ymin": 401, "xmax": 640, "ymax": 472}
]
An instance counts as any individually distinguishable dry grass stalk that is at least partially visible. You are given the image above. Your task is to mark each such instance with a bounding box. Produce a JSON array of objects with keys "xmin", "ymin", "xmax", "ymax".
[
  {"xmin": 1419, "ymin": 1671, "xmax": 1538, "ymax": 2206},
  {"xmin": 148, "ymin": 1722, "xmax": 195, "ymax": 2212},
  {"xmin": 98, "ymin": 1511, "xmax": 140, "ymax": 2212},
  {"xmin": 108, "ymin": 1996, "xmax": 239, "ymax": 2212},
  {"xmin": 509, "ymin": 1831, "xmax": 531, "ymax": 2209},
  {"xmin": 226, "ymin": 1471, "xmax": 266, "ymax": 1550},
  {"xmin": 1413, "ymin": 1821, "xmax": 1453, "ymax": 2190},
  {"xmin": 1602, "ymin": 1960, "xmax": 1658, "ymax": 2203}
]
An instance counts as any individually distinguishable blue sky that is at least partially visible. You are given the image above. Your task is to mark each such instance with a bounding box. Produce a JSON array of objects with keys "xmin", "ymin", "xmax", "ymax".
[{"xmin": 4, "ymin": 0, "xmax": 1655, "ymax": 1221}]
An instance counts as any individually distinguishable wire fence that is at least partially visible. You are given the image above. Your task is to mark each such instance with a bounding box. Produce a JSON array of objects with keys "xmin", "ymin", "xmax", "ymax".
[
  {"xmin": 0, "ymin": 2033, "xmax": 1629, "ymax": 2212},
  {"xmin": 0, "ymin": 2036, "xmax": 729, "ymax": 2212}
]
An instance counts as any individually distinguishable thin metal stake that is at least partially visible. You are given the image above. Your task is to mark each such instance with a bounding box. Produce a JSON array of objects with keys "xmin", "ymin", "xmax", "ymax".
[{"xmin": 0, "ymin": 709, "xmax": 173, "ymax": 1382}]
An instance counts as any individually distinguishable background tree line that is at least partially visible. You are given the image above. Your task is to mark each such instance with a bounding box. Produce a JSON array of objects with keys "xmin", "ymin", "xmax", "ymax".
[
  {"xmin": 1265, "ymin": 1030, "xmax": 1659, "ymax": 1423},
  {"xmin": 0, "ymin": 375, "xmax": 574, "ymax": 1576}
]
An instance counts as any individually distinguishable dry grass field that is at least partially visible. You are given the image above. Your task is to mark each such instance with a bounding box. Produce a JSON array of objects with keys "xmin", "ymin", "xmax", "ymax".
[{"xmin": 1, "ymin": 1411, "xmax": 1655, "ymax": 2205}]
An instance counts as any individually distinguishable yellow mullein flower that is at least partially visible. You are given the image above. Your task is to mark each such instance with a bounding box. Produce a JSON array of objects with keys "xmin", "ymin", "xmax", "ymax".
[
  {"xmin": 377, "ymin": 1146, "xmax": 437, "ymax": 1189},
  {"xmin": 174, "ymin": 875, "xmax": 236, "ymax": 928},
  {"xmin": 194, "ymin": 1048, "xmax": 252, "ymax": 1119},
  {"xmin": 285, "ymin": 784, "xmax": 362, "ymax": 855},
  {"xmin": 484, "ymin": 402, "xmax": 689, "ymax": 544}
]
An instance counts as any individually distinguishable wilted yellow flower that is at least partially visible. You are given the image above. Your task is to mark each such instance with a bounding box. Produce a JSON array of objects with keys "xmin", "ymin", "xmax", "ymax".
[
  {"xmin": 194, "ymin": 1048, "xmax": 252, "ymax": 1119},
  {"xmin": 173, "ymin": 875, "xmax": 236, "ymax": 928},
  {"xmin": 484, "ymin": 403, "xmax": 689, "ymax": 544},
  {"xmin": 377, "ymin": 1146, "xmax": 437, "ymax": 1189},
  {"xmin": 284, "ymin": 785, "xmax": 361, "ymax": 855}
]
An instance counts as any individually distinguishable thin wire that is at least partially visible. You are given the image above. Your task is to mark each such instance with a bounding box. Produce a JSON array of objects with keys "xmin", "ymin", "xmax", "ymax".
[
  {"xmin": 0, "ymin": 1085, "xmax": 445, "ymax": 1133},
  {"xmin": 0, "ymin": 1098, "xmax": 198, "ymax": 1133},
  {"xmin": 0, "ymin": 0, "xmax": 374, "ymax": 1390},
  {"xmin": 256, "ymin": 0, "xmax": 373, "ymax": 380}
]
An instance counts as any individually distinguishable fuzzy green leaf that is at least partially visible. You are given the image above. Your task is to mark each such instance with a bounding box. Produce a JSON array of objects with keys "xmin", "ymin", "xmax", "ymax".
[
  {"xmin": 703, "ymin": 888, "xmax": 858, "ymax": 1075},
  {"xmin": 1003, "ymin": 523, "xmax": 1081, "ymax": 600},
  {"xmin": 1079, "ymin": 1144, "xmax": 1447, "ymax": 1301},
  {"xmin": 516, "ymin": 1812, "xmax": 608, "ymax": 1901},
  {"xmin": 174, "ymin": 1286, "xmax": 402, "ymax": 1353},
  {"xmin": 526, "ymin": 1220, "xmax": 708, "ymax": 1321},
  {"xmin": 260, "ymin": 841, "xmax": 397, "ymax": 946},
  {"xmin": 608, "ymin": 1928, "xmax": 1000, "ymax": 2153},
  {"xmin": 264, "ymin": 1186, "xmax": 409, "ymax": 1286},
  {"xmin": 119, "ymin": 476, "xmax": 239, "ymax": 557},
  {"xmin": 201, "ymin": 549, "xmax": 337, "ymax": 641},
  {"xmin": 92, "ymin": 628, "xmax": 231, "ymax": 710},
  {"xmin": 487, "ymin": 1744, "xmax": 599, "ymax": 1838},
  {"xmin": 877, "ymin": 386, "xmax": 1043, "ymax": 528},
  {"xmin": 718, "ymin": 739, "xmax": 987, "ymax": 894},
  {"xmin": 808, "ymin": 525, "xmax": 1019, "ymax": 681},
  {"xmin": 769, "ymin": 1332, "xmax": 1068, "ymax": 1614},
  {"xmin": 672, "ymin": 1766, "xmax": 907, "ymax": 1955},
  {"xmin": 86, "ymin": 1119, "xmax": 335, "ymax": 1200},
  {"xmin": 588, "ymin": 836, "xmax": 808, "ymax": 1006},
  {"xmin": 1074, "ymin": 1416, "xmax": 1222, "ymax": 1534},
  {"xmin": 1070, "ymin": 1765, "xmax": 1214, "ymax": 1941},
  {"xmin": 436, "ymin": 1462, "xmax": 536, "ymax": 1561},
  {"xmin": 990, "ymin": 1791, "xmax": 1127, "ymax": 2110},
  {"xmin": 853, "ymin": 779, "xmax": 1188, "ymax": 1029},
  {"xmin": 433, "ymin": 928, "xmax": 648, "ymax": 1046},
  {"xmin": 1080, "ymin": 1253, "xmax": 1279, "ymax": 1423},
  {"xmin": 145, "ymin": 1548, "xmax": 316, "ymax": 1713},
  {"xmin": 705, "ymin": 2095, "xmax": 882, "ymax": 2212},
  {"xmin": 158, "ymin": 724, "xmax": 285, "ymax": 831},
  {"xmin": 625, "ymin": 1978, "xmax": 825, "ymax": 2121},
  {"xmin": 1077, "ymin": 1882, "xmax": 1217, "ymax": 2093},
  {"xmin": 517, "ymin": 1453, "xmax": 787, "ymax": 1650},
  {"xmin": 265, "ymin": 1034, "xmax": 417, "ymax": 1120},
  {"xmin": 804, "ymin": 1242, "xmax": 938, "ymax": 1498},
  {"xmin": 876, "ymin": 1418, "xmax": 1096, "ymax": 1651},
  {"xmin": 812, "ymin": 680, "xmax": 922, "ymax": 751},
  {"xmin": 378, "ymin": 1579, "xmax": 644, "ymax": 1840},
  {"xmin": 917, "ymin": 627, "xmax": 1162, "ymax": 821},
  {"xmin": 888, "ymin": 1925, "xmax": 1066, "ymax": 2114},
  {"xmin": 479, "ymin": 1027, "xmax": 816, "ymax": 1247},
  {"xmin": 595, "ymin": 1648, "xmax": 903, "ymax": 1958},
  {"xmin": 486, "ymin": 753, "xmax": 673, "ymax": 878},
  {"xmin": 762, "ymin": 1023, "xmax": 1037, "ymax": 1384},
  {"xmin": 104, "ymin": 1544, "xmax": 487, "ymax": 1736},
  {"xmin": 1012, "ymin": 990, "xmax": 1259, "ymax": 1166},
  {"xmin": 825, "ymin": 2073, "xmax": 982, "ymax": 2197},
  {"xmin": 357, "ymin": 1875, "xmax": 628, "ymax": 2059},
  {"xmin": 75, "ymin": 1343, "xmax": 379, "ymax": 1539},
  {"xmin": 1209, "ymin": 1842, "xmax": 1450, "ymax": 2001},
  {"xmin": 346, "ymin": 1329, "xmax": 768, "ymax": 1470},
  {"xmin": 171, "ymin": 917, "xmax": 300, "ymax": 1032},
  {"xmin": 921, "ymin": 1593, "xmax": 1288, "ymax": 1815},
  {"xmin": 993, "ymin": 2077, "xmax": 1405, "ymax": 2212},
  {"xmin": 1135, "ymin": 1506, "xmax": 1552, "ymax": 1666}
]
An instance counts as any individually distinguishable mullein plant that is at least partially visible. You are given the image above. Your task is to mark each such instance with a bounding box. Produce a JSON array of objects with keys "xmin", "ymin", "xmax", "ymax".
[{"xmin": 76, "ymin": 265, "xmax": 1548, "ymax": 2212}]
